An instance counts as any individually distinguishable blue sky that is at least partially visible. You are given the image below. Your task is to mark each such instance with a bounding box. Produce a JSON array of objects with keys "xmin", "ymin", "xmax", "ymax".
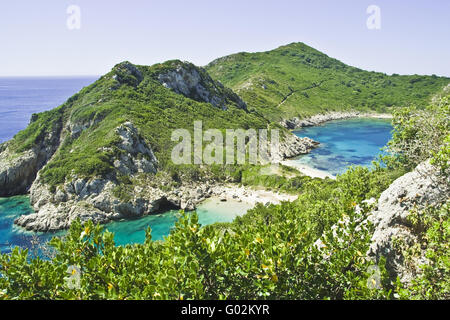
[{"xmin": 0, "ymin": 0, "xmax": 449, "ymax": 77}]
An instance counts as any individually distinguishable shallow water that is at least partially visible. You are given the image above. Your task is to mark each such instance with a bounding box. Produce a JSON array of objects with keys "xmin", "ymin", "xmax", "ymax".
[
  {"xmin": 103, "ymin": 198, "xmax": 253, "ymax": 245},
  {"xmin": 293, "ymin": 118, "xmax": 392, "ymax": 176},
  {"xmin": 0, "ymin": 196, "xmax": 61, "ymax": 254},
  {"xmin": 0, "ymin": 197, "xmax": 253, "ymax": 254}
]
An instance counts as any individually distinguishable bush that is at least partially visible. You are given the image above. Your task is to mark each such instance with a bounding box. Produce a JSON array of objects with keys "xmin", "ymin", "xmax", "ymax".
[{"xmin": 386, "ymin": 96, "xmax": 449, "ymax": 172}]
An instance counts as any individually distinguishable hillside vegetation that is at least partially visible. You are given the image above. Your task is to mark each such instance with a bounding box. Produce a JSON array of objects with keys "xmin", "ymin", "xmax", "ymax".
[
  {"xmin": 0, "ymin": 43, "xmax": 448, "ymax": 300},
  {"xmin": 1, "ymin": 58, "xmax": 317, "ymax": 233},
  {"xmin": 4, "ymin": 60, "xmax": 270, "ymax": 191},
  {"xmin": 1, "ymin": 92, "xmax": 448, "ymax": 299},
  {"xmin": 206, "ymin": 42, "xmax": 449, "ymax": 121}
]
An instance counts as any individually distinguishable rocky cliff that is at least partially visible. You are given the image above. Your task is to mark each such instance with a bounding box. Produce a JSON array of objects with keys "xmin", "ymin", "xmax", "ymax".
[
  {"xmin": 12, "ymin": 121, "xmax": 318, "ymax": 232},
  {"xmin": 157, "ymin": 61, "xmax": 247, "ymax": 111},
  {"xmin": 368, "ymin": 160, "xmax": 449, "ymax": 285},
  {"xmin": 280, "ymin": 111, "xmax": 392, "ymax": 130},
  {"xmin": 0, "ymin": 112, "xmax": 63, "ymax": 197}
]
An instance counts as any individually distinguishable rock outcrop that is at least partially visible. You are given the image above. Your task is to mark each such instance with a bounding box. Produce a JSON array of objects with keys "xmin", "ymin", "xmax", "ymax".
[
  {"xmin": 113, "ymin": 122, "xmax": 158, "ymax": 175},
  {"xmin": 14, "ymin": 174, "xmax": 221, "ymax": 232},
  {"xmin": 0, "ymin": 150, "xmax": 43, "ymax": 197},
  {"xmin": 281, "ymin": 111, "xmax": 392, "ymax": 130},
  {"xmin": 157, "ymin": 62, "xmax": 247, "ymax": 111},
  {"xmin": 0, "ymin": 116, "xmax": 63, "ymax": 197},
  {"xmin": 278, "ymin": 135, "xmax": 319, "ymax": 159},
  {"xmin": 112, "ymin": 61, "xmax": 143, "ymax": 87},
  {"xmin": 368, "ymin": 160, "xmax": 450, "ymax": 284},
  {"xmin": 14, "ymin": 122, "xmax": 161, "ymax": 232}
]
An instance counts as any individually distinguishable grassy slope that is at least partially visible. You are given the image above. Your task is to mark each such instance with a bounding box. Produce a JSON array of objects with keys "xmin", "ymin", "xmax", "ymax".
[{"xmin": 206, "ymin": 42, "xmax": 450, "ymax": 121}]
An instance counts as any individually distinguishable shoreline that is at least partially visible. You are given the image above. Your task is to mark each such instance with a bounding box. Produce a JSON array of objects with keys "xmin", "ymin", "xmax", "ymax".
[
  {"xmin": 9, "ymin": 181, "xmax": 300, "ymax": 233},
  {"xmin": 281, "ymin": 111, "xmax": 393, "ymax": 130},
  {"xmin": 279, "ymin": 111, "xmax": 392, "ymax": 179},
  {"xmin": 281, "ymin": 160, "xmax": 336, "ymax": 180},
  {"xmin": 209, "ymin": 184, "xmax": 298, "ymax": 206}
]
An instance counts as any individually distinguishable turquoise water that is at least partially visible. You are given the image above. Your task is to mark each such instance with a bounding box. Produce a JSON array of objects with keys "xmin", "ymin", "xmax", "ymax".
[
  {"xmin": 0, "ymin": 197, "xmax": 253, "ymax": 254},
  {"xmin": 107, "ymin": 198, "xmax": 253, "ymax": 246},
  {"xmin": 0, "ymin": 196, "xmax": 58, "ymax": 255},
  {"xmin": 293, "ymin": 118, "xmax": 392, "ymax": 176}
]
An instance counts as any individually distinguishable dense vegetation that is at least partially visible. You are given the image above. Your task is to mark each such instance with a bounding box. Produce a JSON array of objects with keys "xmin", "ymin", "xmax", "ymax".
[
  {"xmin": 387, "ymin": 90, "xmax": 449, "ymax": 173},
  {"xmin": 206, "ymin": 42, "xmax": 450, "ymax": 121},
  {"xmin": 1, "ymin": 92, "xmax": 448, "ymax": 299},
  {"xmin": 0, "ymin": 44, "xmax": 448, "ymax": 300},
  {"xmin": 0, "ymin": 164, "xmax": 402, "ymax": 300}
]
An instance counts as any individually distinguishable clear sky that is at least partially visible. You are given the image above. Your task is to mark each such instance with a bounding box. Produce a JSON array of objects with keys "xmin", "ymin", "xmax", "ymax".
[{"xmin": 0, "ymin": 0, "xmax": 449, "ymax": 77}]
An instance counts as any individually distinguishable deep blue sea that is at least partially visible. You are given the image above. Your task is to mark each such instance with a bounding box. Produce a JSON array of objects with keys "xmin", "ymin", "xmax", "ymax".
[
  {"xmin": 293, "ymin": 119, "xmax": 392, "ymax": 176},
  {"xmin": 0, "ymin": 78, "xmax": 393, "ymax": 255},
  {"xmin": 0, "ymin": 77, "xmax": 98, "ymax": 143}
]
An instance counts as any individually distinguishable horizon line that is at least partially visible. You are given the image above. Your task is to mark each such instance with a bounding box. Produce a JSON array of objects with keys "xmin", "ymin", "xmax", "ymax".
[{"xmin": 1, "ymin": 71, "xmax": 449, "ymax": 78}]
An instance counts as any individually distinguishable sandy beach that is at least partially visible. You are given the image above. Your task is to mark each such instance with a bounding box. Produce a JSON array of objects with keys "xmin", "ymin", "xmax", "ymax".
[
  {"xmin": 281, "ymin": 160, "xmax": 336, "ymax": 180},
  {"xmin": 210, "ymin": 184, "xmax": 298, "ymax": 207}
]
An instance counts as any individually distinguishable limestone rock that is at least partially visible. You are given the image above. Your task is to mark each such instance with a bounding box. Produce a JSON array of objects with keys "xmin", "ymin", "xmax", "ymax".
[
  {"xmin": 368, "ymin": 160, "xmax": 450, "ymax": 284},
  {"xmin": 278, "ymin": 135, "xmax": 319, "ymax": 159},
  {"xmin": 281, "ymin": 111, "xmax": 392, "ymax": 130},
  {"xmin": 113, "ymin": 122, "xmax": 158, "ymax": 175},
  {"xmin": 157, "ymin": 62, "xmax": 247, "ymax": 111},
  {"xmin": 0, "ymin": 116, "xmax": 63, "ymax": 196},
  {"xmin": 111, "ymin": 61, "xmax": 143, "ymax": 87}
]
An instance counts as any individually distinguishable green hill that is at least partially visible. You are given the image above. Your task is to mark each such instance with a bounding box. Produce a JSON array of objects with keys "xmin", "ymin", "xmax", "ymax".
[
  {"xmin": 0, "ymin": 43, "xmax": 449, "ymax": 300},
  {"xmin": 4, "ymin": 43, "xmax": 448, "ymax": 195},
  {"xmin": 206, "ymin": 42, "xmax": 449, "ymax": 121},
  {"xmin": 2, "ymin": 60, "xmax": 270, "ymax": 194}
]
